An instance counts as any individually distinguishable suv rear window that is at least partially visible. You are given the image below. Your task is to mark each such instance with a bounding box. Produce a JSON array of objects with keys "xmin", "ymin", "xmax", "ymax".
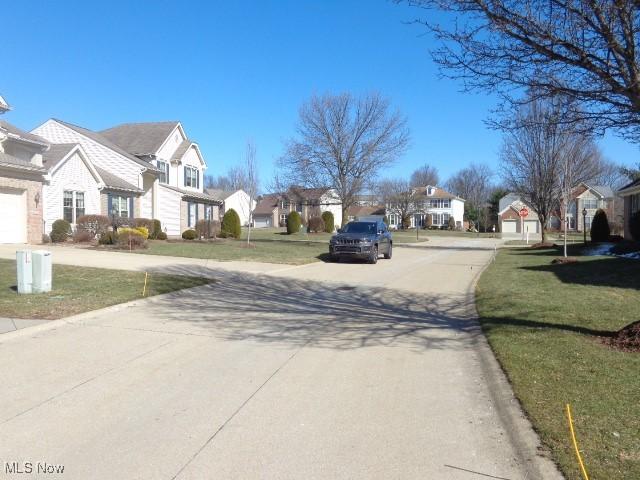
[{"xmin": 342, "ymin": 222, "xmax": 377, "ymax": 234}]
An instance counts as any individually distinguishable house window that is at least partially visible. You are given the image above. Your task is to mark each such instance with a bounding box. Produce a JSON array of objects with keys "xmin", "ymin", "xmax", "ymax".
[
  {"xmin": 296, "ymin": 202, "xmax": 303, "ymax": 214},
  {"xmin": 204, "ymin": 205, "xmax": 213, "ymax": 220},
  {"xmin": 443, "ymin": 199, "xmax": 450, "ymax": 208},
  {"xmin": 583, "ymin": 198, "xmax": 597, "ymax": 209},
  {"xmin": 110, "ymin": 195, "xmax": 130, "ymax": 218},
  {"xmin": 188, "ymin": 202, "xmax": 198, "ymax": 227},
  {"xmin": 585, "ymin": 216, "xmax": 593, "ymax": 230},
  {"xmin": 388, "ymin": 214, "xmax": 399, "ymax": 226},
  {"xmin": 432, "ymin": 213, "xmax": 442, "ymax": 225},
  {"xmin": 63, "ymin": 190, "xmax": 85, "ymax": 224},
  {"xmin": 281, "ymin": 200, "xmax": 290, "ymax": 210},
  {"xmin": 184, "ymin": 166, "xmax": 199, "ymax": 188},
  {"xmin": 280, "ymin": 213, "xmax": 287, "ymax": 224},
  {"xmin": 158, "ymin": 161, "xmax": 169, "ymax": 184},
  {"xmin": 442, "ymin": 212, "xmax": 450, "ymax": 225}
]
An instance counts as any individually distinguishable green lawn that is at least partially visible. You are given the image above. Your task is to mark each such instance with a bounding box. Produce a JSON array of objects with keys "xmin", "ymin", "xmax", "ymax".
[
  {"xmin": 0, "ymin": 259, "xmax": 211, "ymax": 320},
  {"xmin": 140, "ymin": 238, "xmax": 328, "ymax": 265},
  {"xmin": 476, "ymin": 246, "xmax": 640, "ymax": 479}
]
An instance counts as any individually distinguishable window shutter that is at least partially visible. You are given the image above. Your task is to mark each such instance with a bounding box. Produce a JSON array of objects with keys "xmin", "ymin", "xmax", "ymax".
[
  {"xmin": 107, "ymin": 193, "xmax": 113, "ymax": 218},
  {"xmin": 129, "ymin": 197, "xmax": 134, "ymax": 218},
  {"xmin": 196, "ymin": 171, "xmax": 200, "ymax": 189},
  {"xmin": 195, "ymin": 203, "xmax": 199, "ymax": 223},
  {"xmin": 184, "ymin": 166, "xmax": 187, "ymax": 187}
]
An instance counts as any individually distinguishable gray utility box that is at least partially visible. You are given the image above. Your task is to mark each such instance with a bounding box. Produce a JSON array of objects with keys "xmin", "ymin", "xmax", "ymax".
[
  {"xmin": 32, "ymin": 250, "xmax": 52, "ymax": 293},
  {"xmin": 16, "ymin": 250, "xmax": 33, "ymax": 294}
]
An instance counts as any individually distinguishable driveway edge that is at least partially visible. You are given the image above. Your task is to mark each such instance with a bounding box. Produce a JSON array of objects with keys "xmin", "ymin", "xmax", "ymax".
[{"xmin": 468, "ymin": 258, "xmax": 565, "ymax": 479}]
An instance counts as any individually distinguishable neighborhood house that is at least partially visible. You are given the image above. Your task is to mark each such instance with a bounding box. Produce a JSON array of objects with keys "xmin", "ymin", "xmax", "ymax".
[
  {"xmin": 253, "ymin": 187, "xmax": 342, "ymax": 229},
  {"xmin": 498, "ymin": 193, "xmax": 541, "ymax": 234},
  {"xmin": 386, "ymin": 186, "xmax": 465, "ymax": 229}
]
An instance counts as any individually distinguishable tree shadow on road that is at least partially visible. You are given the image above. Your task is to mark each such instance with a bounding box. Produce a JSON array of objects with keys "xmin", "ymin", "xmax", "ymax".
[{"xmin": 138, "ymin": 265, "xmax": 480, "ymax": 352}]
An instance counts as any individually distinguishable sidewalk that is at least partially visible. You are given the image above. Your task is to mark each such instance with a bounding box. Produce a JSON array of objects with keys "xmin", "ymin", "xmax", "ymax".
[{"xmin": 0, "ymin": 317, "xmax": 49, "ymax": 334}]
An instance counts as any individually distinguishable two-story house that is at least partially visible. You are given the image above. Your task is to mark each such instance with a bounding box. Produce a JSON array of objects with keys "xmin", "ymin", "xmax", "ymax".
[
  {"xmin": 549, "ymin": 183, "xmax": 617, "ymax": 232},
  {"xmin": 386, "ymin": 185, "xmax": 465, "ymax": 230},
  {"xmin": 32, "ymin": 120, "xmax": 219, "ymax": 237},
  {"xmin": 253, "ymin": 187, "xmax": 342, "ymax": 229},
  {"xmin": 0, "ymin": 95, "xmax": 48, "ymax": 244}
]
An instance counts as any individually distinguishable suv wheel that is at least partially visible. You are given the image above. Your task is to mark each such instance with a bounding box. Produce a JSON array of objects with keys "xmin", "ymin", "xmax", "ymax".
[
  {"xmin": 368, "ymin": 245, "xmax": 378, "ymax": 264},
  {"xmin": 384, "ymin": 243, "xmax": 392, "ymax": 259}
]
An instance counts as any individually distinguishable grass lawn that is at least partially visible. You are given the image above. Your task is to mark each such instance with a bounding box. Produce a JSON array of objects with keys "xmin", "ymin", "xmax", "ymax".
[
  {"xmin": 0, "ymin": 259, "xmax": 211, "ymax": 320},
  {"xmin": 476, "ymin": 246, "xmax": 640, "ymax": 479},
  {"xmin": 139, "ymin": 238, "xmax": 328, "ymax": 265}
]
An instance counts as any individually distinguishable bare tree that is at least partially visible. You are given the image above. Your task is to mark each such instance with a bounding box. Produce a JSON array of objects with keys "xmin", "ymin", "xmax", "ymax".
[
  {"xmin": 588, "ymin": 159, "xmax": 632, "ymax": 190},
  {"xmin": 445, "ymin": 163, "xmax": 493, "ymax": 230},
  {"xmin": 501, "ymin": 97, "xmax": 603, "ymax": 243},
  {"xmin": 279, "ymin": 92, "xmax": 410, "ymax": 225},
  {"xmin": 377, "ymin": 178, "xmax": 422, "ymax": 228},
  {"xmin": 405, "ymin": 1, "xmax": 640, "ymax": 140},
  {"xmin": 242, "ymin": 141, "xmax": 260, "ymax": 245},
  {"xmin": 410, "ymin": 164, "xmax": 439, "ymax": 187},
  {"xmin": 205, "ymin": 165, "xmax": 246, "ymax": 192}
]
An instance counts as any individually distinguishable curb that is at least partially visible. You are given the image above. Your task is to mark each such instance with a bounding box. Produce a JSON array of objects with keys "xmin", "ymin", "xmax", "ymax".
[{"xmin": 467, "ymin": 254, "xmax": 565, "ymax": 479}]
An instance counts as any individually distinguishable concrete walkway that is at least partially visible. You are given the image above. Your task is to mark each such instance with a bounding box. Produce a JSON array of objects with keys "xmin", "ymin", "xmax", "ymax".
[{"xmin": 0, "ymin": 239, "xmax": 562, "ymax": 479}]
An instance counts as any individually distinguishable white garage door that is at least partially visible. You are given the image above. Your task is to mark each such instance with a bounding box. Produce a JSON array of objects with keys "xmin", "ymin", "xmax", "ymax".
[
  {"xmin": 253, "ymin": 216, "xmax": 271, "ymax": 228},
  {"xmin": 502, "ymin": 220, "xmax": 517, "ymax": 233},
  {"xmin": 524, "ymin": 220, "xmax": 539, "ymax": 234},
  {"xmin": 0, "ymin": 188, "xmax": 27, "ymax": 243}
]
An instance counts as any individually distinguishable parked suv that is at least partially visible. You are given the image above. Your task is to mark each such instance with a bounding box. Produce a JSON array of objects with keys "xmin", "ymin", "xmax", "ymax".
[{"xmin": 329, "ymin": 220, "xmax": 392, "ymax": 264}]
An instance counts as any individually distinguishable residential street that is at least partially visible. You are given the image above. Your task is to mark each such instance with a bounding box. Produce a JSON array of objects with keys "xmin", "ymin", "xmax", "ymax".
[{"xmin": 0, "ymin": 239, "xmax": 562, "ymax": 479}]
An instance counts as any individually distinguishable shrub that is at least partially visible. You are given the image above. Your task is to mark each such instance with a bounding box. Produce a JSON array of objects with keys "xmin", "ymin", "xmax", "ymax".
[
  {"xmin": 99, "ymin": 231, "xmax": 118, "ymax": 245},
  {"xmin": 221, "ymin": 209, "xmax": 241, "ymax": 239},
  {"xmin": 151, "ymin": 219, "xmax": 162, "ymax": 239},
  {"xmin": 111, "ymin": 216, "xmax": 132, "ymax": 229},
  {"xmin": 76, "ymin": 215, "xmax": 110, "ymax": 239},
  {"xmin": 182, "ymin": 229, "xmax": 197, "ymax": 240},
  {"xmin": 321, "ymin": 211, "xmax": 335, "ymax": 233},
  {"xmin": 590, "ymin": 208, "xmax": 610, "ymax": 242},
  {"xmin": 286, "ymin": 211, "xmax": 302, "ymax": 234},
  {"xmin": 116, "ymin": 228, "xmax": 146, "ymax": 248},
  {"xmin": 448, "ymin": 217, "xmax": 456, "ymax": 231},
  {"xmin": 132, "ymin": 218, "xmax": 155, "ymax": 237},
  {"xmin": 425, "ymin": 215, "xmax": 433, "ymax": 230},
  {"xmin": 50, "ymin": 219, "xmax": 71, "ymax": 243},
  {"xmin": 630, "ymin": 211, "xmax": 640, "ymax": 241},
  {"xmin": 73, "ymin": 230, "xmax": 93, "ymax": 243},
  {"xmin": 134, "ymin": 226, "xmax": 149, "ymax": 239},
  {"xmin": 157, "ymin": 231, "xmax": 168, "ymax": 240},
  {"xmin": 196, "ymin": 219, "xmax": 220, "ymax": 239},
  {"xmin": 42, "ymin": 234, "xmax": 50, "ymax": 244},
  {"xmin": 307, "ymin": 216, "xmax": 325, "ymax": 233}
]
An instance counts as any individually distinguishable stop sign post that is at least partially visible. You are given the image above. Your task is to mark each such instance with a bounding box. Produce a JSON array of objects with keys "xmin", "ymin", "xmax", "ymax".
[{"xmin": 519, "ymin": 207, "xmax": 529, "ymax": 242}]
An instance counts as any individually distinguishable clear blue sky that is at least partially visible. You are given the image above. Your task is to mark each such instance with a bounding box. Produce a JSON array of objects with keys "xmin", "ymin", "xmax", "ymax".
[{"xmin": 4, "ymin": 0, "xmax": 639, "ymax": 188}]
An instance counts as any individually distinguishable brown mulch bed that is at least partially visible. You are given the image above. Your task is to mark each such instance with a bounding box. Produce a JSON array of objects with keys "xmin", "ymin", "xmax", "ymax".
[
  {"xmin": 601, "ymin": 320, "xmax": 640, "ymax": 353},
  {"xmin": 551, "ymin": 256, "xmax": 578, "ymax": 264}
]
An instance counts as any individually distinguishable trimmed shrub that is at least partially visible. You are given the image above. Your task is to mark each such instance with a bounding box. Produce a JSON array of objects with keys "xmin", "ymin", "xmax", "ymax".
[
  {"xmin": 307, "ymin": 216, "xmax": 325, "ymax": 233},
  {"xmin": 151, "ymin": 219, "xmax": 162, "ymax": 239},
  {"xmin": 448, "ymin": 217, "xmax": 456, "ymax": 231},
  {"xmin": 590, "ymin": 208, "xmax": 610, "ymax": 242},
  {"xmin": 99, "ymin": 231, "xmax": 118, "ymax": 245},
  {"xmin": 221, "ymin": 209, "xmax": 241, "ymax": 239},
  {"xmin": 134, "ymin": 226, "xmax": 149, "ymax": 239},
  {"xmin": 157, "ymin": 231, "xmax": 168, "ymax": 240},
  {"xmin": 73, "ymin": 229, "xmax": 93, "ymax": 243},
  {"xmin": 630, "ymin": 211, "xmax": 640, "ymax": 241},
  {"xmin": 76, "ymin": 214, "xmax": 110, "ymax": 238},
  {"xmin": 196, "ymin": 219, "xmax": 220, "ymax": 239},
  {"xmin": 182, "ymin": 229, "xmax": 197, "ymax": 240},
  {"xmin": 117, "ymin": 231, "xmax": 146, "ymax": 249},
  {"xmin": 42, "ymin": 234, "xmax": 51, "ymax": 244},
  {"xmin": 50, "ymin": 219, "xmax": 71, "ymax": 243},
  {"xmin": 321, "ymin": 211, "xmax": 335, "ymax": 233},
  {"xmin": 132, "ymin": 218, "xmax": 155, "ymax": 237},
  {"xmin": 286, "ymin": 211, "xmax": 302, "ymax": 234},
  {"xmin": 111, "ymin": 216, "xmax": 133, "ymax": 229}
]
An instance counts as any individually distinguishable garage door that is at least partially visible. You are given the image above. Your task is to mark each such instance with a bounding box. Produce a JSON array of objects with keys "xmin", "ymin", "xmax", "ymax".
[
  {"xmin": 0, "ymin": 188, "xmax": 27, "ymax": 243},
  {"xmin": 253, "ymin": 216, "xmax": 271, "ymax": 228},
  {"xmin": 501, "ymin": 220, "xmax": 517, "ymax": 233},
  {"xmin": 524, "ymin": 220, "xmax": 539, "ymax": 234}
]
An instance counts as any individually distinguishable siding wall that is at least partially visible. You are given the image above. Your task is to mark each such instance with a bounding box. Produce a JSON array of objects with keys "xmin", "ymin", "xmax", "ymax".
[{"xmin": 158, "ymin": 186, "xmax": 182, "ymax": 237}]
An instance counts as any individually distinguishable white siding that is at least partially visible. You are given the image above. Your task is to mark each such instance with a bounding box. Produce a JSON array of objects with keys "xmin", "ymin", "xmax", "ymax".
[
  {"xmin": 33, "ymin": 120, "xmax": 142, "ymax": 188},
  {"xmin": 320, "ymin": 192, "xmax": 342, "ymax": 229},
  {"xmin": 156, "ymin": 125, "xmax": 186, "ymax": 161},
  {"xmin": 224, "ymin": 190, "xmax": 255, "ymax": 226},
  {"xmin": 451, "ymin": 199, "xmax": 465, "ymax": 226},
  {"xmin": 158, "ymin": 185, "xmax": 182, "ymax": 236},
  {"xmin": 140, "ymin": 175, "xmax": 155, "ymax": 218},
  {"xmin": 43, "ymin": 151, "xmax": 101, "ymax": 233},
  {"xmin": 178, "ymin": 146, "xmax": 204, "ymax": 193}
]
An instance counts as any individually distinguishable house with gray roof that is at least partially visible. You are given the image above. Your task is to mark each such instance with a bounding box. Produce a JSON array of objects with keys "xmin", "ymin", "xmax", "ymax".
[
  {"xmin": 32, "ymin": 119, "xmax": 220, "ymax": 236},
  {"xmin": 0, "ymin": 98, "xmax": 49, "ymax": 243},
  {"xmin": 205, "ymin": 188, "xmax": 256, "ymax": 226},
  {"xmin": 549, "ymin": 182, "xmax": 619, "ymax": 232}
]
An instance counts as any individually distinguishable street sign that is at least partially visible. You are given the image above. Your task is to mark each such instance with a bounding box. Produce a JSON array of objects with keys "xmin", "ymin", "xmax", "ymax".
[{"xmin": 519, "ymin": 207, "xmax": 529, "ymax": 218}]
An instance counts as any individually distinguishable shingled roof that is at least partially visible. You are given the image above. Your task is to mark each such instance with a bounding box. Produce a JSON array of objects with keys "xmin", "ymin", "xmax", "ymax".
[
  {"xmin": 99, "ymin": 122, "xmax": 180, "ymax": 157},
  {"xmin": 0, "ymin": 120, "xmax": 49, "ymax": 147},
  {"xmin": 42, "ymin": 143, "xmax": 77, "ymax": 170},
  {"xmin": 0, "ymin": 151, "xmax": 46, "ymax": 172}
]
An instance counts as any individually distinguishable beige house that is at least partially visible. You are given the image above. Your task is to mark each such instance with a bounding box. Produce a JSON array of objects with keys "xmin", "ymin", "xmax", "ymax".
[{"xmin": 253, "ymin": 187, "xmax": 342, "ymax": 229}]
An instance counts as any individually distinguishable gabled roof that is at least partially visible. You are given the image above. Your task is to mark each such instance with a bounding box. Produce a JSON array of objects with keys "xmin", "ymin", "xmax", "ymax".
[
  {"xmin": 413, "ymin": 185, "xmax": 465, "ymax": 201},
  {"xmin": 160, "ymin": 184, "xmax": 222, "ymax": 204},
  {"xmin": 171, "ymin": 139, "xmax": 192, "ymax": 162},
  {"xmin": 51, "ymin": 119, "xmax": 158, "ymax": 171},
  {"xmin": 42, "ymin": 143, "xmax": 78, "ymax": 170},
  {"xmin": 99, "ymin": 121, "xmax": 180, "ymax": 156},
  {"xmin": 205, "ymin": 188, "xmax": 236, "ymax": 201},
  {"xmin": 585, "ymin": 184, "xmax": 614, "ymax": 199},
  {"xmin": 0, "ymin": 151, "xmax": 46, "ymax": 173},
  {"xmin": 347, "ymin": 205, "xmax": 386, "ymax": 217},
  {"xmin": 0, "ymin": 120, "xmax": 49, "ymax": 148},
  {"xmin": 618, "ymin": 178, "xmax": 640, "ymax": 196},
  {"xmin": 0, "ymin": 95, "xmax": 9, "ymax": 113},
  {"xmin": 285, "ymin": 186, "xmax": 333, "ymax": 201},
  {"xmin": 253, "ymin": 194, "xmax": 280, "ymax": 215}
]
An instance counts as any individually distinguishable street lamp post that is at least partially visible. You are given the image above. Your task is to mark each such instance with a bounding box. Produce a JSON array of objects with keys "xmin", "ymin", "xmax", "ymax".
[{"xmin": 582, "ymin": 208, "xmax": 587, "ymax": 245}]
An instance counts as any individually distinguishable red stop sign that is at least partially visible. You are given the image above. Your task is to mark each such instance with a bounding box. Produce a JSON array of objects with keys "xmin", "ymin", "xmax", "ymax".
[{"xmin": 519, "ymin": 207, "xmax": 529, "ymax": 218}]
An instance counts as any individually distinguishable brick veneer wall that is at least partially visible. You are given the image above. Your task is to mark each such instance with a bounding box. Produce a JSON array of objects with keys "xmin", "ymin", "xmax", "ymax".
[{"xmin": 0, "ymin": 170, "xmax": 44, "ymax": 244}]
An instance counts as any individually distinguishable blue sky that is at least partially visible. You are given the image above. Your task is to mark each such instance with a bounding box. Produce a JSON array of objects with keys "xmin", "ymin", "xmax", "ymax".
[{"xmin": 4, "ymin": 0, "xmax": 639, "ymax": 188}]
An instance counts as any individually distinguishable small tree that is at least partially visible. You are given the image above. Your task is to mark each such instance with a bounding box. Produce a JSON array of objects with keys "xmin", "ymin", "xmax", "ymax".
[
  {"xmin": 425, "ymin": 214, "xmax": 432, "ymax": 229},
  {"xmin": 221, "ymin": 209, "xmax": 241, "ymax": 239},
  {"xmin": 286, "ymin": 211, "xmax": 302, "ymax": 234},
  {"xmin": 50, "ymin": 219, "xmax": 71, "ymax": 243},
  {"xmin": 590, "ymin": 209, "xmax": 610, "ymax": 243},
  {"xmin": 321, "ymin": 211, "xmax": 334, "ymax": 233},
  {"xmin": 448, "ymin": 216, "xmax": 456, "ymax": 231}
]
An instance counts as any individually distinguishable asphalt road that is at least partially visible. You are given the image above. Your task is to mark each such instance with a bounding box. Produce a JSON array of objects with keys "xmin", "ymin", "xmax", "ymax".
[{"xmin": 0, "ymin": 238, "xmax": 562, "ymax": 479}]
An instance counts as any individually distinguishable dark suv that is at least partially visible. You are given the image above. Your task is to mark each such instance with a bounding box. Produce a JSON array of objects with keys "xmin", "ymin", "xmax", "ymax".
[{"xmin": 329, "ymin": 220, "xmax": 392, "ymax": 264}]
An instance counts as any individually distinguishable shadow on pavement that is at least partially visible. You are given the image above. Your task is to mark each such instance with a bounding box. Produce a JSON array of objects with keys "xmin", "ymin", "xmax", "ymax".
[{"xmin": 141, "ymin": 265, "xmax": 480, "ymax": 352}]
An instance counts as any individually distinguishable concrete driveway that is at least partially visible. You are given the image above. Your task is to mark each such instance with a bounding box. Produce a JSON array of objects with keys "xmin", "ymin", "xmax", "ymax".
[{"xmin": 0, "ymin": 238, "xmax": 561, "ymax": 479}]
